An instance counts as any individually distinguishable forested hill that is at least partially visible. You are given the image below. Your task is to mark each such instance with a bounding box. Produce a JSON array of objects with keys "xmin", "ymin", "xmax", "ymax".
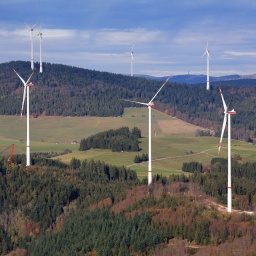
[
  {"xmin": 1, "ymin": 155, "xmax": 256, "ymax": 255},
  {"xmin": 1, "ymin": 61, "xmax": 256, "ymax": 139}
]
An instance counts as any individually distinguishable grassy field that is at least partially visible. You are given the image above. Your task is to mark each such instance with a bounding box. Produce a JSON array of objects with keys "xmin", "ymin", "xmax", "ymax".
[{"xmin": 1, "ymin": 108, "xmax": 256, "ymax": 178}]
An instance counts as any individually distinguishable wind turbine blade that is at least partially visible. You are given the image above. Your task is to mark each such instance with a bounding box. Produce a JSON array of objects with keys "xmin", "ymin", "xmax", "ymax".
[
  {"xmin": 218, "ymin": 87, "xmax": 229, "ymax": 154},
  {"xmin": 201, "ymin": 40, "xmax": 209, "ymax": 57},
  {"xmin": 26, "ymin": 71, "xmax": 34, "ymax": 84},
  {"xmin": 201, "ymin": 51, "xmax": 206, "ymax": 57},
  {"xmin": 131, "ymin": 42, "xmax": 136, "ymax": 52},
  {"xmin": 226, "ymin": 98, "xmax": 233, "ymax": 112},
  {"xmin": 25, "ymin": 22, "xmax": 36, "ymax": 30},
  {"xmin": 149, "ymin": 76, "xmax": 171, "ymax": 103},
  {"xmin": 131, "ymin": 52, "xmax": 134, "ymax": 61},
  {"xmin": 218, "ymin": 113, "xmax": 227, "ymax": 154},
  {"xmin": 13, "ymin": 70, "xmax": 33, "ymax": 116},
  {"xmin": 21, "ymin": 86, "xmax": 27, "ymax": 117},
  {"xmin": 25, "ymin": 22, "xmax": 30, "ymax": 30},
  {"xmin": 122, "ymin": 99, "xmax": 148, "ymax": 106},
  {"xmin": 219, "ymin": 87, "xmax": 227, "ymax": 110},
  {"xmin": 37, "ymin": 31, "xmax": 42, "ymax": 37},
  {"xmin": 13, "ymin": 69, "xmax": 26, "ymax": 86}
]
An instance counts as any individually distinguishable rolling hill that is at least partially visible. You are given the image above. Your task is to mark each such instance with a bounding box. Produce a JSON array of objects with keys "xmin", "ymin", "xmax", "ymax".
[
  {"xmin": 1, "ymin": 108, "xmax": 256, "ymax": 180},
  {"xmin": 1, "ymin": 61, "xmax": 256, "ymax": 141},
  {"xmin": 0, "ymin": 62, "xmax": 256, "ymax": 256}
]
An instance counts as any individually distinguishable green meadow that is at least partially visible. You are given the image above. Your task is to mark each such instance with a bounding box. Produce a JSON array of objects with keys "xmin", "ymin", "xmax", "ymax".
[{"xmin": 0, "ymin": 108, "xmax": 256, "ymax": 178}]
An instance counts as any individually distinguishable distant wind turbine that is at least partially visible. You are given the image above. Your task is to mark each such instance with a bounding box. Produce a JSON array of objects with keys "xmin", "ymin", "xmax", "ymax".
[
  {"xmin": 37, "ymin": 28, "xmax": 43, "ymax": 73},
  {"xmin": 13, "ymin": 69, "xmax": 34, "ymax": 166},
  {"xmin": 202, "ymin": 40, "xmax": 210, "ymax": 90},
  {"xmin": 123, "ymin": 76, "xmax": 171, "ymax": 185},
  {"xmin": 218, "ymin": 87, "xmax": 236, "ymax": 213},
  {"xmin": 25, "ymin": 22, "xmax": 37, "ymax": 70},
  {"xmin": 124, "ymin": 43, "xmax": 136, "ymax": 76}
]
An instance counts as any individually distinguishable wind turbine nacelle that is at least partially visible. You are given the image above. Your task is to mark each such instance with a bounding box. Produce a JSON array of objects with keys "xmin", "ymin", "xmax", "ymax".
[
  {"xmin": 148, "ymin": 103, "xmax": 154, "ymax": 107},
  {"xmin": 27, "ymin": 83, "xmax": 34, "ymax": 87},
  {"xmin": 228, "ymin": 110, "xmax": 236, "ymax": 115}
]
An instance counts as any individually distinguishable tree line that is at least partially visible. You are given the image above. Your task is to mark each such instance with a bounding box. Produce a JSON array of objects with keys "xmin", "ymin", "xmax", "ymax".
[
  {"xmin": 182, "ymin": 161, "xmax": 203, "ymax": 173},
  {"xmin": 134, "ymin": 153, "xmax": 149, "ymax": 163}
]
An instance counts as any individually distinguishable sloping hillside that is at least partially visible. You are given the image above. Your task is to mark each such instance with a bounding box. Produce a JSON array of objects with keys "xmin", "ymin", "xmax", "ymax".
[
  {"xmin": 0, "ymin": 157, "xmax": 255, "ymax": 256},
  {"xmin": 1, "ymin": 61, "xmax": 256, "ymax": 140}
]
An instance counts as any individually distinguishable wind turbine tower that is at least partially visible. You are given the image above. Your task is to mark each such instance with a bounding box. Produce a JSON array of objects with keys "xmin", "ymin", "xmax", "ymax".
[
  {"xmin": 202, "ymin": 40, "xmax": 210, "ymax": 90},
  {"xmin": 218, "ymin": 87, "xmax": 236, "ymax": 213},
  {"xmin": 124, "ymin": 43, "xmax": 136, "ymax": 76},
  {"xmin": 25, "ymin": 23, "xmax": 36, "ymax": 70},
  {"xmin": 123, "ymin": 76, "xmax": 170, "ymax": 185},
  {"xmin": 38, "ymin": 29, "xmax": 43, "ymax": 73},
  {"xmin": 13, "ymin": 69, "xmax": 34, "ymax": 166}
]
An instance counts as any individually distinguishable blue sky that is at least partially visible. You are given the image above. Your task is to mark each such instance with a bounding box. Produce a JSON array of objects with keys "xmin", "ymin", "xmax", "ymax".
[{"xmin": 0, "ymin": 0, "xmax": 256, "ymax": 77}]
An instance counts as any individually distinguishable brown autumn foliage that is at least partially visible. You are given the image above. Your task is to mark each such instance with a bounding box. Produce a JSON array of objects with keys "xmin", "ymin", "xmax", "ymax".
[
  {"xmin": 6, "ymin": 248, "xmax": 30, "ymax": 256},
  {"xmin": 154, "ymin": 238, "xmax": 192, "ymax": 256},
  {"xmin": 193, "ymin": 235, "xmax": 256, "ymax": 256},
  {"xmin": 111, "ymin": 185, "xmax": 149, "ymax": 214},
  {"xmin": 107, "ymin": 181, "xmax": 256, "ymax": 255},
  {"xmin": 89, "ymin": 197, "xmax": 113, "ymax": 211}
]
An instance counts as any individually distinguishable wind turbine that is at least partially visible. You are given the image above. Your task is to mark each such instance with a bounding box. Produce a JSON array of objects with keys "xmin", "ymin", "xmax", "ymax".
[
  {"xmin": 202, "ymin": 40, "xmax": 210, "ymax": 90},
  {"xmin": 218, "ymin": 87, "xmax": 236, "ymax": 213},
  {"xmin": 124, "ymin": 43, "xmax": 135, "ymax": 76},
  {"xmin": 13, "ymin": 69, "xmax": 34, "ymax": 166},
  {"xmin": 123, "ymin": 76, "xmax": 170, "ymax": 185},
  {"xmin": 37, "ymin": 28, "xmax": 43, "ymax": 73},
  {"xmin": 25, "ymin": 22, "xmax": 37, "ymax": 70}
]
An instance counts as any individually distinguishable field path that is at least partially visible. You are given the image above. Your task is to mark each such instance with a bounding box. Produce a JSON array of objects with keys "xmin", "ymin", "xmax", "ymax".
[{"xmin": 126, "ymin": 146, "xmax": 220, "ymax": 169}]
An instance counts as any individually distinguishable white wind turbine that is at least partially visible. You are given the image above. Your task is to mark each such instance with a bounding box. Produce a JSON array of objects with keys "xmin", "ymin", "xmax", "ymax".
[
  {"xmin": 218, "ymin": 87, "xmax": 236, "ymax": 213},
  {"xmin": 123, "ymin": 76, "xmax": 170, "ymax": 185},
  {"xmin": 202, "ymin": 40, "xmax": 210, "ymax": 90},
  {"xmin": 124, "ymin": 43, "xmax": 136, "ymax": 76},
  {"xmin": 37, "ymin": 28, "xmax": 43, "ymax": 73},
  {"xmin": 25, "ymin": 22, "xmax": 37, "ymax": 70},
  {"xmin": 13, "ymin": 69, "xmax": 34, "ymax": 166}
]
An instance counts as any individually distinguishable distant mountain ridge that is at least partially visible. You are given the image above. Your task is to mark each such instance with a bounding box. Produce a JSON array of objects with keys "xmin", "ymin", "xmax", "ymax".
[
  {"xmin": 169, "ymin": 74, "xmax": 240, "ymax": 84},
  {"xmin": 138, "ymin": 73, "xmax": 256, "ymax": 85}
]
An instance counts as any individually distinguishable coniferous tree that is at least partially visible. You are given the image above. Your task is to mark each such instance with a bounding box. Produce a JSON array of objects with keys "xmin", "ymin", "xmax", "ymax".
[{"xmin": 79, "ymin": 127, "xmax": 141, "ymax": 152}]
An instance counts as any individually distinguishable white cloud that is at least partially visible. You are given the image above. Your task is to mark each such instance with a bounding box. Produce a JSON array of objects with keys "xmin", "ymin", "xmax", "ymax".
[
  {"xmin": 0, "ymin": 28, "xmax": 27, "ymax": 38},
  {"xmin": 224, "ymin": 51, "xmax": 256, "ymax": 57},
  {"xmin": 1, "ymin": 4, "xmax": 256, "ymax": 78},
  {"xmin": 43, "ymin": 29, "xmax": 78, "ymax": 39}
]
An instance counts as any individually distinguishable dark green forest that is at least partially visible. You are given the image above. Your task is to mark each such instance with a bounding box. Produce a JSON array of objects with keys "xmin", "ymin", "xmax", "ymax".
[
  {"xmin": 1, "ymin": 61, "xmax": 256, "ymax": 140},
  {"xmin": 0, "ymin": 154, "xmax": 256, "ymax": 255},
  {"xmin": 79, "ymin": 126, "xmax": 142, "ymax": 152}
]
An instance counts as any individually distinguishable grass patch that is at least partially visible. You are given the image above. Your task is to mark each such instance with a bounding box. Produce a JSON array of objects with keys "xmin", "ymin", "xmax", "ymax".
[{"xmin": 0, "ymin": 108, "xmax": 256, "ymax": 179}]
